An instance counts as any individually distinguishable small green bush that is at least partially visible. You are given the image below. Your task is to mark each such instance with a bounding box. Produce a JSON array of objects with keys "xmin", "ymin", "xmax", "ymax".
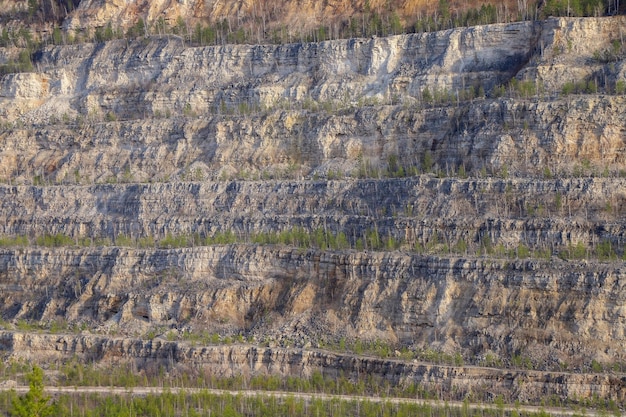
[
  {"xmin": 0, "ymin": 235, "xmax": 29, "ymax": 247},
  {"xmin": 159, "ymin": 233, "xmax": 190, "ymax": 248},
  {"xmin": 114, "ymin": 234, "xmax": 134, "ymax": 247},
  {"xmin": 137, "ymin": 236, "xmax": 155, "ymax": 248},
  {"xmin": 35, "ymin": 233, "xmax": 74, "ymax": 247},
  {"xmin": 595, "ymin": 240, "xmax": 616, "ymax": 260}
]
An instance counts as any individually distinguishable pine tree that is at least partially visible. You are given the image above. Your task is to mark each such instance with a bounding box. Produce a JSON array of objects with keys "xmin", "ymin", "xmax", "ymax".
[{"xmin": 10, "ymin": 366, "xmax": 54, "ymax": 417}]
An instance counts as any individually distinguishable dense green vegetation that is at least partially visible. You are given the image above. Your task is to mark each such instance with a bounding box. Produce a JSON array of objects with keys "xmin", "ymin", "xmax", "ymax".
[{"xmin": 542, "ymin": 0, "xmax": 607, "ymax": 16}]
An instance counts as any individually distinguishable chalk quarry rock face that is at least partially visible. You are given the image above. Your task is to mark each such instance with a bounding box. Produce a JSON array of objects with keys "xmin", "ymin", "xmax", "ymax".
[
  {"xmin": 0, "ymin": 17, "xmax": 624, "ymax": 183},
  {"xmin": 0, "ymin": 73, "xmax": 49, "ymax": 99},
  {"xmin": 1, "ymin": 331, "xmax": 625, "ymax": 404},
  {"xmin": 0, "ymin": 178, "xmax": 623, "ymax": 371},
  {"xmin": 1, "ymin": 244, "xmax": 626, "ymax": 388},
  {"xmin": 45, "ymin": 21, "xmax": 537, "ymax": 105},
  {"xmin": 0, "ymin": 13, "xmax": 625, "ymax": 405}
]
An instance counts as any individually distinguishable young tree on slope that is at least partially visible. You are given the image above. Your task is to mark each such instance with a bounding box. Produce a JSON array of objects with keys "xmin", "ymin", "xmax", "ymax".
[{"xmin": 10, "ymin": 366, "xmax": 54, "ymax": 417}]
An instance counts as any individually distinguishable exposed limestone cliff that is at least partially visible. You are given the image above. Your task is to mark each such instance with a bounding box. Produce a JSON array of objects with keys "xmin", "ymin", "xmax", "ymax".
[
  {"xmin": 2, "ymin": 331, "xmax": 625, "ymax": 404},
  {"xmin": 0, "ymin": 178, "xmax": 624, "ymax": 251},
  {"xmin": 0, "ymin": 17, "xmax": 625, "ymax": 181},
  {"xmin": 0, "ymin": 14, "xmax": 625, "ymax": 407},
  {"xmin": 1, "ymin": 243, "xmax": 625, "ymax": 372}
]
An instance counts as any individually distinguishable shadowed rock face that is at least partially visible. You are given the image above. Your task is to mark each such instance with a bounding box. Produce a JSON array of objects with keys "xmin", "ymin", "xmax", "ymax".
[{"xmin": 0, "ymin": 178, "xmax": 623, "ymax": 249}]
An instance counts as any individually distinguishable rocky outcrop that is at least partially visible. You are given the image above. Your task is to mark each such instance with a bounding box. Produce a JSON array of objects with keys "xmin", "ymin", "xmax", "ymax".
[
  {"xmin": 0, "ymin": 14, "xmax": 625, "ymax": 406},
  {"xmin": 0, "ymin": 244, "xmax": 625, "ymax": 373},
  {"xmin": 1, "ymin": 331, "xmax": 625, "ymax": 404},
  {"xmin": 1, "ymin": 17, "xmax": 625, "ymax": 181},
  {"xmin": 3, "ymin": 95, "xmax": 626, "ymax": 183},
  {"xmin": 0, "ymin": 178, "xmax": 623, "ymax": 250}
]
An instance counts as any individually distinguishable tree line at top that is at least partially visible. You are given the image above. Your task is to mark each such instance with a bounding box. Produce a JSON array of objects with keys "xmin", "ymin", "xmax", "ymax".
[{"xmin": 3, "ymin": 0, "xmax": 622, "ymax": 49}]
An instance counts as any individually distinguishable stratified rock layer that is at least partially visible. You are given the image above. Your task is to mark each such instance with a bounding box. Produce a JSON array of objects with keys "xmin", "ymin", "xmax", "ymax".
[
  {"xmin": 0, "ymin": 17, "xmax": 625, "ymax": 182},
  {"xmin": 0, "ymin": 241, "xmax": 625, "ymax": 371},
  {"xmin": 2, "ymin": 331, "xmax": 625, "ymax": 404},
  {"xmin": 0, "ymin": 15, "xmax": 625, "ymax": 406}
]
